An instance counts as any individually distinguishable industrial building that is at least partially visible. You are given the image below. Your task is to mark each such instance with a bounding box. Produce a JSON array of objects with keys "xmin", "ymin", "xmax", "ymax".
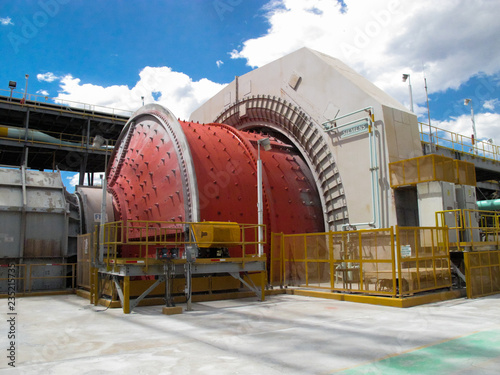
[{"xmin": 1, "ymin": 48, "xmax": 500, "ymax": 313}]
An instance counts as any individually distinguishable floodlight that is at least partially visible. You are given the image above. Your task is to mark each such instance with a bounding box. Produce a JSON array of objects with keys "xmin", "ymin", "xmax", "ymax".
[
  {"xmin": 258, "ymin": 137, "xmax": 272, "ymax": 151},
  {"xmin": 92, "ymin": 135, "xmax": 105, "ymax": 148}
]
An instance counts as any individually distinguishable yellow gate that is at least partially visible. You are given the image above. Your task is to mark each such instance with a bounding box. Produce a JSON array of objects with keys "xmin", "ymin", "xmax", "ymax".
[{"xmin": 464, "ymin": 251, "xmax": 500, "ymax": 298}]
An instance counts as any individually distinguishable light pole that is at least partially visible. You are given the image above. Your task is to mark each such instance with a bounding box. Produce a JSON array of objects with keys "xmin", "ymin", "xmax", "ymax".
[
  {"xmin": 21, "ymin": 74, "xmax": 29, "ymax": 104},
  {"xmin": 92, "ymin": 135, "xmax": 109, "ymax": 264},
  {"xmin": 424, "ymin": 76, "xmax": 433, "ymax": 153},
  {"xmin": 464, "ymin": 98, "xmax": 477, "ymax": 154},
  {"xmin": 8, "ymin": 81, "xmax": 16, "ymax": 101},
  {"xmin": 402, "ymin": 74, "xmax": 413, "ymax": 112},
  {"xmin": 257, "ymin": 137, "xmax": 271, "ymax": 257}
]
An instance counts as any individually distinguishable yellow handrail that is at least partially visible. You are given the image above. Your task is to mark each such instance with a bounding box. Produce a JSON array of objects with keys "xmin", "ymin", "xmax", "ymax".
[
  {"xmin": 0, "ymin": 263, "xmax": 76, "ymax": 295},
  {"xmin": 436, "ymin": 209, "xmax": 500, "ymax": 250},
  {"xmin": 389, "ymin": 154, "xmax": 476, "ymax": 188},
  {"xmin": 420, "ymin": 122, "xmax": 500, "ymax": 161},
  {"xmin": 98, "ymin": 220, "xmax": 266, "ymax": 265}
]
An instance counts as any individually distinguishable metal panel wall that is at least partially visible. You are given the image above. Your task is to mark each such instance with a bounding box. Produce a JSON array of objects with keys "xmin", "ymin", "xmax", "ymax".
[
  {"xmin": 0, "ymin": 212, "xmax": 22, "ymax": 258},
  {"xmin": 0, "ymin": 167, "xmax": 75, "ymax": 260}
]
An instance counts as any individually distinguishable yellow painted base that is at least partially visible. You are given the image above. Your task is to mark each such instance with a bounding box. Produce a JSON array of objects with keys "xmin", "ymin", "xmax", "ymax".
[
  {"xmin": 76, "ymin": 288, "xmax": 90, "ymax": 299},
  {"xmin": 77, "ymin": 289, "xmax": 121, "ymax": 308},
  {"xmin": 162, "ymin": 306, "xmax": 183, "ymax": 315},
  {"xmin": 287, "ymin": 288, "xmax": 466, "ymax": 308},
  {"xmin": 0, "ymin": 289, "xmax": 75, "ymax": 298},
  {"xmin": 76, "ymin": 287, "xmax": 285, "ymax": 308}
]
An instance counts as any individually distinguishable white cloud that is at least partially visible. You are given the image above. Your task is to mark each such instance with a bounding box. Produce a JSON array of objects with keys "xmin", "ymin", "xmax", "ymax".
[
  {"xmin": 216, "ymin": 60, "xmax": 224, "ymax": 68},
  {"xmin": 55, "ymin": 67, "xmax": 226, "ymax": 120},
  {"xmin": 0, "ymin": 17, "xmax": 13, "ymax": 26},
  {"xmin": 231, "ymin": 0, "xmax": 500, "ymax": 108},
  {"xmin": 37, "ymin": 89, "xmax": 49, "ymax": 96},
  {"xmin": 483, "ymin": 99, "xmax": 499, "ymax": 111},
  {"xmin": 68, "ymin": 173, "xmax": 80, "ymax": 187},
  {"xmin": 37, "ymin": 72, "xmax": 58, "ymax": 82},
  {"xmin": 32, "ymin": 0, "xmax": 500, "ymax": 144},
  {"xmin": 433, "ymin": 112, "xmax": 500, "ymax": 145},
  {"xmin": 68, "ymin": 173, "xmax": 103, "ymax": 187}
]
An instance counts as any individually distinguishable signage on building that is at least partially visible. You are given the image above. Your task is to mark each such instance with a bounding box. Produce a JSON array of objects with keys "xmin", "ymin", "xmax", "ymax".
[
  {"xmin": 340, "ymin": 121, "xmax": 369, "ymax": 139},
  {"xmin": 94, "ymin": 213, "xmax": 108, "ymax": 223}
]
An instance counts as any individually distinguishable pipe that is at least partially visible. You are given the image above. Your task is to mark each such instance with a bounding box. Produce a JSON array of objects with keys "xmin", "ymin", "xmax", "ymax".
[
  {"xmin": 74, "ymin": 191, "xmax": 84, "ymax": 235},
  {"xmin": 257, "ymin": 154, "xmax": 264, "ymax": 256},
  {"xmin": 342, "ymin": 121, "xmax": 379, "ymax": 230},
  {"xmin": 331, "ymin": 108, "xmax": 380, "ymax": 230},
  {"xmin": 424, "ymin": 77, "xmax": 433, "ymax": 152},
  {"xmin": 99, "ymin": 139, "xmax": 109, "ymax": 264},
  {"xmin": 0, "ymin": 125, "xmax": 111, "ymax": 150},
  {"xmin": 477, "ymin": 199, "xmax": 500, "ymax": 211},
  {"xmin": 1, "ymin": 125, "xmax": 81, "ymax": 147},
  {"xmin": 373, "ymin": 128, "xmax": 381, "ymax": 227},
  {"xmin": 322, "ymin": 106, "xmax": 374, "ymax": 130},
  {"xmin": 20, "ymin": 165, "xmax": 27, "ymax": 259}
]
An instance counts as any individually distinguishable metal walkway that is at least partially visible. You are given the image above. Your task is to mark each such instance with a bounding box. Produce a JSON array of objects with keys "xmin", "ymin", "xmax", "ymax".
[
  {"xmin": 420, "ymin": 122, "xmax": 500, "ymax": 183},
  {"xmin": 0, "ymin": 92, "xmax": 131, "ymax": 182}
]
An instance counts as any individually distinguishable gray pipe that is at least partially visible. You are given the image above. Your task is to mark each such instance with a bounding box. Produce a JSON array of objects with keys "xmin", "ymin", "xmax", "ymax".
[
  {"xmin": 1, "ymin": 125, "xmax": 82, "ymax": 147},
  {"xmin": 0, "ymin": 125, "xmax": 110, "ymax": 149}
]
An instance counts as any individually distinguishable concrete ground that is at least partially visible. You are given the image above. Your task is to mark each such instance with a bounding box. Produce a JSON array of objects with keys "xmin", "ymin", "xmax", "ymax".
[{"xmin": 2, "ymin": 293, "xmax": 500, "ymax": 374}]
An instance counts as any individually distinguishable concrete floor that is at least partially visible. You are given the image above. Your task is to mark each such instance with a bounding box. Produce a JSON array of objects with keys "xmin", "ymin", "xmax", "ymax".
[{"xmin": 2, "ymin": 293, "xmax": 500, "ymax": 374}]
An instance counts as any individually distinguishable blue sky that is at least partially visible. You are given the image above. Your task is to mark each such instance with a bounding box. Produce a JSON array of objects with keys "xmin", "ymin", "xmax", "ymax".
[
  {"xmin": 1, "ymin": 1, "xmax": 267, "ymax": 98},
  {"xmin": 1, "ymin": 0, "xmax": 500, "ymax": 192}
]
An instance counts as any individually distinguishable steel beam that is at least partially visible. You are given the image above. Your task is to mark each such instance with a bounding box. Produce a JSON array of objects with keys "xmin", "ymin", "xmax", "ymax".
[
  {"xmin": 97, "ymin": 260, "xmax": 266, "ymax": 277},
  {"xmin": 229, "ymin": 271, "xmax": 262, "ymax": 301}
]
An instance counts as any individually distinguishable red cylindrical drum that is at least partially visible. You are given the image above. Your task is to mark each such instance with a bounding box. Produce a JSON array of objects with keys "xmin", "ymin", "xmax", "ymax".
[{"xmin": 107, "ymin": 105, "xmax": 324, "ymax": 257}]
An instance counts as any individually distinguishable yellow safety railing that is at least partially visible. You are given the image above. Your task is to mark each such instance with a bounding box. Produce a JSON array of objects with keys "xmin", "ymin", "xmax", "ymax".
[
  {"xmin": 77, "ymin": 233, "xmax": 93, "ymax": 289},
  {"xmin": 479, "ymin": 210, "xmax": 500, "ymax": 243},
  {"xmin": 0, "ymin": 263, "xmax": 76, "ymax": 296},
  {"xmin": 330, "ymin": 229, "xmax": 396, "ymax": 296},
  {"xmin": 28, "ymin": 263, "xmax": 76, "ymax": 292},
  {"xmin": 271, "ymin": 226, "xmax": 451, "ymax": 297},
  {"xmin": 270, "ymin": 233, "xmax": 285, "ymax": 288},
  {"xmin": 98, "ymin": 220, "xmax": 266, "ymax": 269},
  {"xmin": 436, "ymin": 209, "xmax": 500, "ymax": 251},
  {"xmin": 396, "ymin": 226, "xmax": 451, "ymax": 294},
  {"xmin": 435, "ymin": 209, "xmax": 463, "ymax": 250},
  {"xmin": 464, "ymin": 250, "xmax": 500, "ymax": 298},
  {"xmin": 420, "ymin": 122, "xmax": 500, "ymax": 161},
  {"xmin": 389, "ymin": 154, "xmax": 476, "ymax": 188},
  {"xmin": 0, "ymin": 264, "xmax": 27, "ymax": 294}
]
